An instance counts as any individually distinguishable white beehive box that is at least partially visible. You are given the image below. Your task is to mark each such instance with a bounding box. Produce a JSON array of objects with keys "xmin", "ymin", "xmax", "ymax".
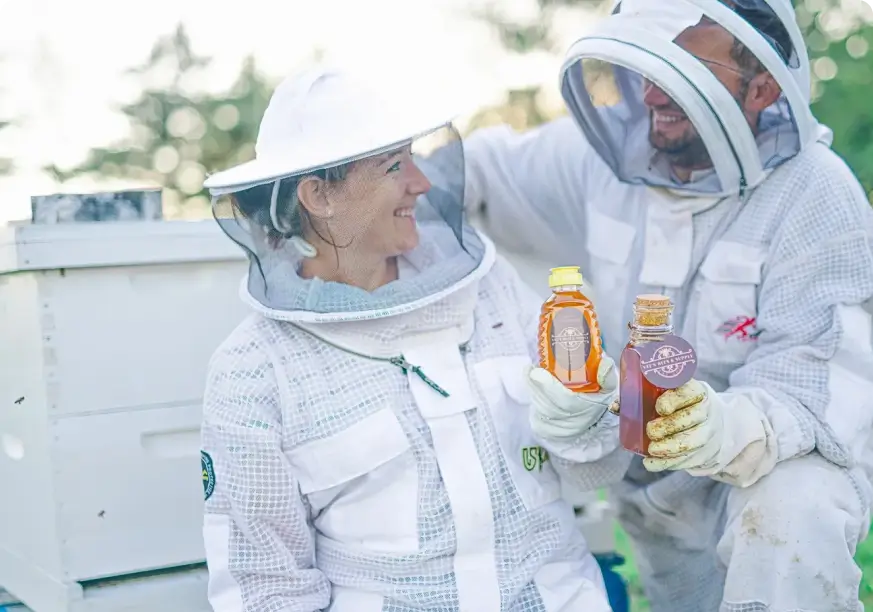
[{"xmin": 0, "ymin": 220, "xmax": 248, "ymax": 612}]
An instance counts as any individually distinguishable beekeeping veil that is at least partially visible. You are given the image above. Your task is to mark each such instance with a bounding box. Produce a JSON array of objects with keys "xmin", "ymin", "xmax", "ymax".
[
  {"xmin": 204, "ymin": 67, "xmax": 492, "ymax": 333},
  {"xmin": 560, "ymin": 0, "xmax": 824, "ymax": 197}
]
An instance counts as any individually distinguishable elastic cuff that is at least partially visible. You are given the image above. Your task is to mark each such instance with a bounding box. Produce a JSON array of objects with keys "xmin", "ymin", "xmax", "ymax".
[
  {"xmin": 687, "ymin": 395, "xmax": 778, "ymax": 487},
  {"xmin": 720, "ymin": 386, "xmax": 814, "ymax": 463}
]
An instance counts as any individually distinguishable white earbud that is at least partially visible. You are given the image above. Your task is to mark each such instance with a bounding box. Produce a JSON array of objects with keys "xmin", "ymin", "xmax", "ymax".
[
  {"xmin": 289, "ymin": 235, "xmax": 317, "ymax": 258},
  {"xmin": 268, "ymin": 180, "xmax": 292, "ymax": 233}
]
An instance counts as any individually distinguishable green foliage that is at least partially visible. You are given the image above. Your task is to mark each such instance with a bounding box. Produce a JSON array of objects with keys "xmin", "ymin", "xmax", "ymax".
[
  {"xmin": 52, "ymin": 2, "xmax": 873, "ymax": 213},
  {"xmin": 45, "ymin": 25, "xmax": 274, "ymax": 217},
  {"xmin": 466, "ymin": 87, "xmax": 560, "ymax": 132},
  {"xmin": 473, "ymin": 0, "xmax": 604, "ymax": 54},
  {"xmin": 798, "ymin": 0, "xmax": 873, "ymax": 196},
  {"xmin": 466, "ymin": 1, "xmax": 604, "ymax": 132}
]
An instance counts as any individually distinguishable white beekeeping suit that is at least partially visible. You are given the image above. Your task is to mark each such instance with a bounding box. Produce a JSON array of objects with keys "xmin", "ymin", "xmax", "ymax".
[
  {"xmin": 463, "ymin": 0, "xmax": 873, "ymax": 610},
  {"xmin": 199, "ymin": 67, "xmax": 625, "ymax": 612}
]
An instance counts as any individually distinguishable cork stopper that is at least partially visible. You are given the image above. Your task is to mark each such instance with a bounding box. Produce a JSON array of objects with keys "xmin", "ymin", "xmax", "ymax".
[{"xmin": 633, "ymin": 294, "xmax": 674, "ymax": 326}]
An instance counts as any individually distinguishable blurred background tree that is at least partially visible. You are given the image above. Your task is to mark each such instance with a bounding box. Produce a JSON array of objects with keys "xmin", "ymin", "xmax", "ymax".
[
  {"xmin": 46, "ymin": 0, "xmax": 873, "ymax": 216},
  {"xmin": 44, "ymin": 24, "xmax": 275, "ymax": 218},
  {"xmin": 798, "ymin": 0, "xmax": 873, "ymax": 196},
  {"xmin": 465, "ymin": 0, "xmax": 606, "ymax": 131}
]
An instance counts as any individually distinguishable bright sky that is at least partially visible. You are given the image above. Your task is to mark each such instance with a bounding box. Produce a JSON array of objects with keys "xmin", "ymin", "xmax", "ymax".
[{"xmin": 0, "ymin": 0, "xmax": 597, "ymax": 223}]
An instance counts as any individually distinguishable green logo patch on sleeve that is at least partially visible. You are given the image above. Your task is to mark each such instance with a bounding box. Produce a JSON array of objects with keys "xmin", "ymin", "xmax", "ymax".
[
  {"xmin": 521, "ymin": 446, "xmax": 550, "ymax": 472},
  {"xmin": 201, "ymin": 450, "xmax": 216, "ymax": 501}
]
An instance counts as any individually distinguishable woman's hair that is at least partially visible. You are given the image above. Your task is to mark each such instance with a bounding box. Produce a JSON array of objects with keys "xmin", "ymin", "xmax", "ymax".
[{"xmin": 232, "ymin": 162, "xmax": 351, "ymax": 249}]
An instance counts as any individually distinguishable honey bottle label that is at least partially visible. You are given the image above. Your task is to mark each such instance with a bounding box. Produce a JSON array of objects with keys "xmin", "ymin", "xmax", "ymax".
[
  {"xmin": 549, "ymin": 308, "xmax": 591, "ymax": 378},
  {"xmin": 629, "ymin": 334, "xmax": 698, "ymax": 389}
]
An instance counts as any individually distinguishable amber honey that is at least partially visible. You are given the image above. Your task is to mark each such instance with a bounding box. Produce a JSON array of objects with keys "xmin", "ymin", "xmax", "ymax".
[
  {"xmin": 619, "ymin": 343, "xmax": 669, "ymax": 455},
  {"xmin": 538, "ymin": 267, "xmax": 603, "ymax": 393},
  {"xmin": 619, "ymin": 294, "xmax": 681, "ymax": 455}
]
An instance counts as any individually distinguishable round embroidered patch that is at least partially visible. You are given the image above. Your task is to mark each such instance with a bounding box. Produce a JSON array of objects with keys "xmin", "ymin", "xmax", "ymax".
[{"xmin": 201, "ymin": 450, "xmax": 216, "ymax": 501}]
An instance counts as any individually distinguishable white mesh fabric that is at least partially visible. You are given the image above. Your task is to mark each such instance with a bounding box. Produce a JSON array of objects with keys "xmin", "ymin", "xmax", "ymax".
[
  {"xmin": 721, "ymin": 603, "xmax": 863, "ymax": 612},
  {"xmin": 617, "ymin": 455, "xmax": 870, "ymax": 612},
  {"xmin": 201, "ymin": 327, "xmax": 330, "ymax": 612},
  {"xmin": 601, "ymin": 142, "xmax": 873, "ymax": 610},
  {"xmin": 462, "ymin": 105, "xmax": 873, "ymax": 610},
  {"xmin": 201, "ymin": 256, "xmax": 617, "ymax": 611},
  {"xmin": 571, "ymin": 142, "xmax": 873, "ymax": 472},
  {"xmin": 290, "ymin": 273, "xmax": 479, "ymax": 358},
  {"xmin": 683, "ymin": 143, "xmax": 873, "ymax": 466}
]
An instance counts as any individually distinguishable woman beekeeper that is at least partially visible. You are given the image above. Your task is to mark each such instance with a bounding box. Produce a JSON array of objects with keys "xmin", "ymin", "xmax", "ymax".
[{"xmin": 198, "ymin": 66, "xmax": 628, "ymax": 612}]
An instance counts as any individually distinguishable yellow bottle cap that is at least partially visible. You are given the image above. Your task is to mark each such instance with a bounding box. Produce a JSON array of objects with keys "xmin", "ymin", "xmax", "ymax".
[{"xmin": 548, "ymin": 266, "xmax": 584, "ymax": 288}]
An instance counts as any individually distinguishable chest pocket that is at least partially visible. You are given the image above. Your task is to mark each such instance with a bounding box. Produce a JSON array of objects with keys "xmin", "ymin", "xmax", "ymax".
[
  {"xmin": 585, "ymin": 211, "xmax": 636, "ymax": 348},
  {"xmin": 285, "ymin": 407, "xmax": 420, "ymax": 553},
  {"xmin": 474, "ymin": 356, "xmax": 562, "ymax": 510},
  {"xmin": 694, "ymin": 241, "xmax": 766, "ymax": 366}
]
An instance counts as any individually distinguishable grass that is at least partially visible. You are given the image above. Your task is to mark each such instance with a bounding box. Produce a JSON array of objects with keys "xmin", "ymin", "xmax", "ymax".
[
  {"xmin": 610, "ymin": 525, "xmax": 873, "ymax": 611},
  {"xmin": 612, "ymin": 526, "xmax": 650, "ymax": 612}
]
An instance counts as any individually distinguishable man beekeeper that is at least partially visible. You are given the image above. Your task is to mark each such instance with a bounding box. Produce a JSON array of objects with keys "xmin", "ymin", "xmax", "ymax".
[{"xmin": 463, "ymin": 0, "xmax": 873, "ymax": 610}]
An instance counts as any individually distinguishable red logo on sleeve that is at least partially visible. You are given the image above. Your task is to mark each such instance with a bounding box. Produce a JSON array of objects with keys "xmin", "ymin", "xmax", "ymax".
[{"xmin": 717, "ymin": 316, "xmax": 760, "ymax": 341}]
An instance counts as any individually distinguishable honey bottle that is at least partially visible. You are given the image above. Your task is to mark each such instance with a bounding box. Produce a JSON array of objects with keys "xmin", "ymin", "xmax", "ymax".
[
  {"xmin": 619, "ymin": 294, "xmax": 698, "ymax": 455},
  {"xmin": 538, "ymin": 266, "xmax": 603, "ymax": 393}
]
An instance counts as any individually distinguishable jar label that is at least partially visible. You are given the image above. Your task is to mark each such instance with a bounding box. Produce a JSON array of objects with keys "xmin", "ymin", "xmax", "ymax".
[
  {"xmin": 633, "ymin": 334, "xmax": 698, "ymax": 389},
  {"xmin": 550, "ymin": 308, "xmax": 591, "ymax": 376}
]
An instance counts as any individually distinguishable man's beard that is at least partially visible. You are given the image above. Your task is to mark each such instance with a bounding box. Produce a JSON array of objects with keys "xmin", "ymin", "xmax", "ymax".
[
  {"xmin": 647, "ymin": 86, "xmax": 748, "ymax": 171},
  {"xmin": 648, "ymin": 113, "xmax": 713, "ymax": 170}
]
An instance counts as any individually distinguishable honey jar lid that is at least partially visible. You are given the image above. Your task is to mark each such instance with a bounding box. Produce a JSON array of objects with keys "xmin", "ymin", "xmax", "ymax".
[
  {"xmin": 635, "ymin": 294, "xmax": 672, "ymax": 308},
  {"xmin": 633, "ymin": 294, "xmax": 674, "ymax": 326},
  {"xmin": 548, "ymin": 266, "xmax": 584, "ymax": 288}
]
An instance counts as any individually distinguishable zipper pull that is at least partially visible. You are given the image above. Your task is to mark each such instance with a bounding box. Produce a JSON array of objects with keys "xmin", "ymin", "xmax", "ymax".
[
  {"xmin": 739, "ymin": 176, "xmax": 748, "ymax": 203},
  {"xmin": 390, "ymin": 356, "xmax": 411, "ymax": 373},
  {"xmin": 390, "ymin": 356, "xmax": 451, "ymax": 398},
  {"xmin": 409, "ymin": 364, "xmax": 451, "ymax": 398}
]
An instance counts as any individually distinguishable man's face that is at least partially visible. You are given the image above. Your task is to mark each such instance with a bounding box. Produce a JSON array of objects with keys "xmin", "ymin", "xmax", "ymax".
[{"xmin": 643, "ymin": 23, "xmax": 751, "ymax": 170}]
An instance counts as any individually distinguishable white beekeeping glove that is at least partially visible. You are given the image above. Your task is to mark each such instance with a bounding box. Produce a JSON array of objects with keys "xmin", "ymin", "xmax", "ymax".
[
  {"xmin": 527, "ymin": 355, "xmax": 619, "ymax": 445},
  {"xmin": 643, "ymin": 380, "xmax": 778, "ymax": 487}
]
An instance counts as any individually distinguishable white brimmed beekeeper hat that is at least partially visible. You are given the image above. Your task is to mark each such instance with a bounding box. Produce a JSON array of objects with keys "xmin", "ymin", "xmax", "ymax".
[{"xmin": 203, "ymin": 66, "xmax": 455, "ymax": 194}]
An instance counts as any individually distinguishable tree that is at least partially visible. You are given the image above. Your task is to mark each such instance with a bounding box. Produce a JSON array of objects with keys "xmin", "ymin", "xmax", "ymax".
[
  {"xmin": 798, "ymin": 0, "xmax": 873, "ymax": 196},
  {"xmin": 45, "ymin": 24, "xmax": 275, "ymax": 218},
  {"xmin": 466, "ymin": 0, "xmax": 605, "ymax": 132}
]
